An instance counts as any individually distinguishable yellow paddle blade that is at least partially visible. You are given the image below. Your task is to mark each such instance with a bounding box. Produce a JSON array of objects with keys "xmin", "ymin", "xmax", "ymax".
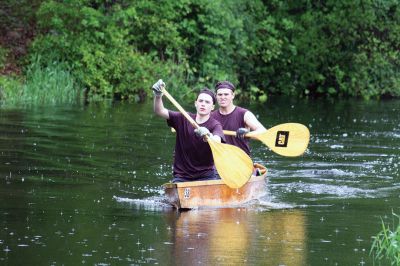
[
  {"xmin": 207, "ymin": 140, "xmax": 253, "ymax": 188},
  {"xmin": 247, "ymin": 123, "xmax": 310, "ymax": 157}
]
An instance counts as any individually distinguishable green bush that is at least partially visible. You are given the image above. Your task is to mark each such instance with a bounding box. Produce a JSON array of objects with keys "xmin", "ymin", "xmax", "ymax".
[
  {"xmin": 30, "ymin": 0, "xmax": 190, "ymax": 101},
  {"xmin": 265, "ymin": 1, "xmax": 400, "ymax": 99}
]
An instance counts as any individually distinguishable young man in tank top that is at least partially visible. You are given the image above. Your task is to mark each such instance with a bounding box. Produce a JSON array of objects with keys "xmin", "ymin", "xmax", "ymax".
[
  {"xmin": 211, "ymin": 81, "xmax": 266, "ymax": 155},
  {"xmin": 152, "ymin": 79, "xmax": 225, "ymax": 182}
]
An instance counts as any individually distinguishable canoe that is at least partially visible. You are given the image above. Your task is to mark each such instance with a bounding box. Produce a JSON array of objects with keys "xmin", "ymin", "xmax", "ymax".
[{"xmin": 163, "ymin": 163, "xmax": 267, "ymax": 209}]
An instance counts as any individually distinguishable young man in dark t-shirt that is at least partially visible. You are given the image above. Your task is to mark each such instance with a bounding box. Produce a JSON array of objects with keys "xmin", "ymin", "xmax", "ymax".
[
  {"xmin": 211, "ymin": 81, "xmax": 266, "ymax": 155},
  {"xmin": 152, "ymin": 79, "xmax": 225, "ymax": 182}
]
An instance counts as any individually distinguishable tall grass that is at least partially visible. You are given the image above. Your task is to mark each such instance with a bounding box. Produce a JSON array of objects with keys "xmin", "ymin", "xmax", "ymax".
[
  {"xmin": 0, "ymin": 46, "xmax": 8, "ymax": 69},
  {"xmin": 0, "ymin": 58, "xmax": 83, "ymax": 106},
  {"xmin": 0, "ymin": 75, "xmax": 23, "ymax": 102},
  {"xmin": 370, "ymin": 212, "xmax": 400, "ymax": 265}
]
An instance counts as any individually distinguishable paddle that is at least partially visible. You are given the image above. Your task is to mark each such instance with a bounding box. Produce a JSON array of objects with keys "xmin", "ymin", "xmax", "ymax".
[
  {"xmin": 161, "ymin": 87, "xmax": 254, "ymax": 188},
  {"xmin": 223, "ymin": 123, "xmax": 310, "ymax": 157},
  {"xmin": 171, "ymin": 123, "xmax": 310, "ymax": 157}
]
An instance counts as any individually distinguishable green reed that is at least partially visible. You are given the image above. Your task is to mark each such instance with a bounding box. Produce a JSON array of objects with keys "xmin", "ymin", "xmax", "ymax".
[
  {"xmin": 0, "ymin": 46, "xmax": 7, "ymax": 69},
  {"xmin": 1, "ymin": 58, "xmax": 82, "ymax": 105},
  {"xmin": 370, "ymin": 212, "xmax": 400, "ymax": 265}
]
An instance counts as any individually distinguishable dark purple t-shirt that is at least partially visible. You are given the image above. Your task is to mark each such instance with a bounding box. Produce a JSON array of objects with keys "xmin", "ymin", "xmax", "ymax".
[
  {"xmin": 167, "ymin": 111, "xmax": 225, "ymax": 179},
  {"xmin": 211, "ymin": 106, "xmax": 250, "ymax": 154}
]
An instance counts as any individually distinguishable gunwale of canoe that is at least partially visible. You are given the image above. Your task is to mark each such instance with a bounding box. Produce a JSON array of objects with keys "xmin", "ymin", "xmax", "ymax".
[{"xmin": 163, "ymin": 163, "xmax": 267, "ymax": 209}]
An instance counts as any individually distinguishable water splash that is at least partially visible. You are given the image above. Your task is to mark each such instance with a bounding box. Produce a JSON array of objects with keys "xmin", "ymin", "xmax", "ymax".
[
  {"xmin": 113, "ymin": 195, "xmax": 172, "ymax": 211},
  {"xmin": 271, "ymin": 182, "xmax": 381, "ymax": 199}
]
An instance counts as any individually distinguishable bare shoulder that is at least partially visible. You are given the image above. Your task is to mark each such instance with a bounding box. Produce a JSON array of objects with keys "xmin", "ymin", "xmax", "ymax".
[{"xmin": 244, "ymin": 111, "xmax": 266, "ymax": 131}]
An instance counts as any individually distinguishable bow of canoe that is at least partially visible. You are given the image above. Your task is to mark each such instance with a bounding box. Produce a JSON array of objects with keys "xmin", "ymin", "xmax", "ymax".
[{"xmin": 163, "ymin": 163, "xmax": 268, "ymax": 210}]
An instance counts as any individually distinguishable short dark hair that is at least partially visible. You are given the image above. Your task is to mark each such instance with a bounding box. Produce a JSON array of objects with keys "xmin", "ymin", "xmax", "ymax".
[
  {"xmin": 197, "ymin": 88, "xmax": 216, "ymax": 104},
  {"xmin": 215, "ymin": 81, "xmax": 235, "ymax": 92}
]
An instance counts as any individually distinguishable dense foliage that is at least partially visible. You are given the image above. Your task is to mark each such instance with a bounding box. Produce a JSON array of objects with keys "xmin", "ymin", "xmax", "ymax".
[{"xmin": 1, "ymin": 0, "xmax": 400, "ymax": 102}]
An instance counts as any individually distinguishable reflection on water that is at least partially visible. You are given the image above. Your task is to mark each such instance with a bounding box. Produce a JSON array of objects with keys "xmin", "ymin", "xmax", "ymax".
[
  {"xmin": 161, "ymin": 208, "xmax": 306, "ymax": 266},
  {"xmin": 1, "ymin": 98, "xmax": 400, "ymax": 264}
]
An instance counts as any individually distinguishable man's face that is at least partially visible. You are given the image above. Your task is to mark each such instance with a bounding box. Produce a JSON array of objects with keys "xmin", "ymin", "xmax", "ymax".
[
  {"xmin": 195, "ymin": 93, "xmax": 215, "ymax": 115},
  {"xmin": 216, "ymin": 88, "xmax": 234, "ymax": 108}
]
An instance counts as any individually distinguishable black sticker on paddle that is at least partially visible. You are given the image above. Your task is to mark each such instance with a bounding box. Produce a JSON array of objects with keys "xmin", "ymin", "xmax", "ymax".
[{"xmin": 275, "ymin": 131, "xmax": 289, "ymax": 147}]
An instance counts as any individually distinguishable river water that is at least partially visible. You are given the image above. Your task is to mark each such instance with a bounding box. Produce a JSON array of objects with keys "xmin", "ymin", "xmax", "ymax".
[{"xmin": 0, "ymin": 97, "xmax": 399, "ymax": 265}]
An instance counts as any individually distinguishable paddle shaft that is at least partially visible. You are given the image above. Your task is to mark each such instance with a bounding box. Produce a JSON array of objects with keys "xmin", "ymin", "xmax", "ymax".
[
  {"xmin": 224, "ymin": 130, "xmax": 244, "ymax": 137},
  {"xmin": 171, "ymin": 128, "xmax": 261, "ymax": 137},
  {"xmin": 223, "ymin": 130, "xmax": 261, "ymax": 138},
  {"xmin": 161, "ymin": 89, "xmax": 200, "ymax": 130},
  {"xmin": 171, "ymin": 128, "xmax": 239, "ymax": 135}
]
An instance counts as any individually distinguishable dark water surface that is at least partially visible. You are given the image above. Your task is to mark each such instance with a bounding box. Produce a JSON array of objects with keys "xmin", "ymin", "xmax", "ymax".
[{"xmin": 1, "ymin": 98, "xmax": 399, "ymax": 265}]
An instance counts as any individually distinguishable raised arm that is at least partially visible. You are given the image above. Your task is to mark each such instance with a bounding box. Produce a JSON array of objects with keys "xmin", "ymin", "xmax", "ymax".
[
  {"xmin": 244, "ymin": 111, "xmax": 266, "ymax": 133},
  {"xmin": 152, "ymin": 79, "xmax": 169, "ymax": 119}
]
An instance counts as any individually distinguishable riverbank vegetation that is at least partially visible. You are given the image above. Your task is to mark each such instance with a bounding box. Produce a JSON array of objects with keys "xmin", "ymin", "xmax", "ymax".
[
  {"xmin": 1, "ymin": 0, "xmax": 400, "ymax": 104},
  {"xmin": 1, "ymin": 57, "xmax": 82, "ymax": 105},
  {"xmin": 370, "ymin": 212, "xmax": 400, "ymax": 265}
]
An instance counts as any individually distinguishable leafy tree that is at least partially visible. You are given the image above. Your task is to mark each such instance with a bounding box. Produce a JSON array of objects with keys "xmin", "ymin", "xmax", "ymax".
[
  {"xmin": 265, "ymin": 0, "xmax": 400, "ymax": 98},
  {"xmin": 31, "ymin": 0, "xmax": 187, "ymax": 100},
  {"xmin": 3, "ymin": 0, "xmax": 400, "ymax": 101}
]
